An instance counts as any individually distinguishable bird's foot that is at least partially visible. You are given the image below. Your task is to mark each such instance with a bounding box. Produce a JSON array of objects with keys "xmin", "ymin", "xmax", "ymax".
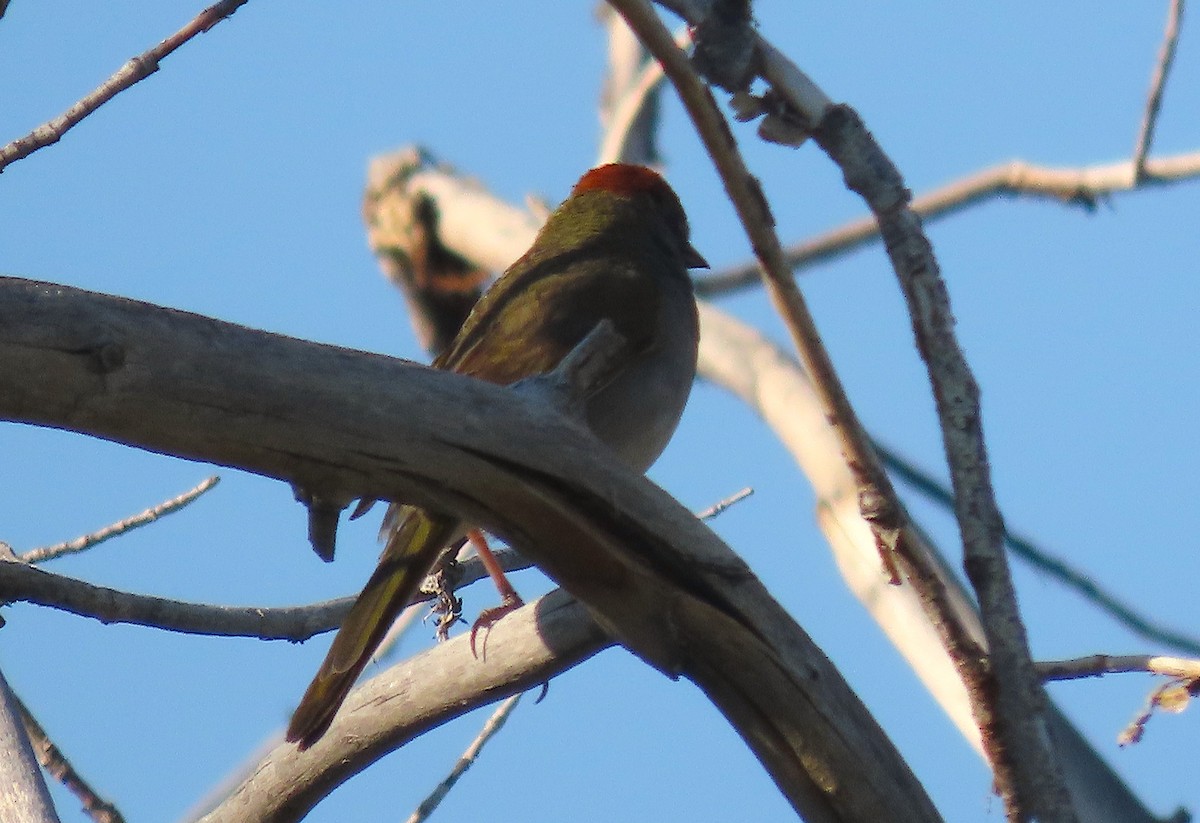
[{"xmin": 469, "ymin": 592, "xmax": 525, "ymax": 658}]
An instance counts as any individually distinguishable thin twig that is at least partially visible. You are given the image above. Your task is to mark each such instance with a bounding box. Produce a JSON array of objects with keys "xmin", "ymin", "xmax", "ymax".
[
  {"xmin": 0, "ymin": 0, "xmax": 250, "ymax": 172},
  {"xmin": 15, "ymin": 692, "xmax": 126, "ymax": 823},
  {"xmin": 404, "ymin": 694, "xmax": 523, "ymax": 823},
  {"xmin": 0, "ymin": 546, "xmax": 531, "ymax": 640},
  {"xmin": 697, "ymin": 151, "xmax": 1200, "ymax": 296},
  {"xmin": 1133, "ymin": 0, "xmax": 1186, "ymax": 180},
  {"xmin": 21, "ymin": 476, "xmax": 220, "ymax": 564},
  {"xmin": 1037, "ymin": 654, "xmax": 1200, "ymax": 682},
  {"xmin": 877, "ymin": 442, "xmax": 1200, "ymax": 656},
  {"xmin": 696, "ymin": 487, "xmax": 753, "ymax": 520}
]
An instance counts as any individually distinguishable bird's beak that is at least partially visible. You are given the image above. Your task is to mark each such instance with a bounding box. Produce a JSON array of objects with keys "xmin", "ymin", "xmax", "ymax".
[{"xmin": 685, "ymin": 244, "xmax": 709, "ymax": 269}]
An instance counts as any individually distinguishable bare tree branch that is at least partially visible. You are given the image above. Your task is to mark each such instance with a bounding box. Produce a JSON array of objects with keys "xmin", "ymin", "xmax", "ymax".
[
  {"xmin": 0, "ymin": 0, "xmax": 250, "ymax": 173},
  {"xmin": 695, "ymin": 486, "xmax": 753, "ymax": 520},
  {"xmin": 404, "ymin": 694, "xmax": 523, "ymax": 823},
  {"xmin": 1038, "ymin": 654, "xmax": 1200, "ymax": 682},
  {"xmin": 15, "ymin": 691, "xmax": 125, "ymax": 823},
  {"xmin": 193, "ymin": 590, "xmax": 608, "ymax": 823},
  {"xmin": 189, "ymin": 487, "xmax": 743, "ymax": 819},
  {"xmin": 617, "ymin": 2, "xmax": 1077, "ymax": 818},
  {"xmin": 1133, "ymin": 0, "xmax": 1187, "ymax": 179},
  {"xmin": 819, "ymin": 99, "xmax": 1072, "ymax": 823},
  {"xmin": 0, "ymin": 559, "xmax": 347, "ymax": 639},
  {"xmin": 362, "ymin": 148, "xmax": 491, "ymax": 358},
  {"xmin": 0, "ymin": 667, "xmax": 60, "ymax": 823},
  {"xmin": 697, "ymin": 151, "xmax": 1200, "ymax": 297},
  {"xmin": 0, "ymin": 543, "xmax": 530, "ymax": 640},
  {"xmin": 1, "ymin": 276, "xmax": 942, "ymax": 823},
  {"xmin": 20, "ymin": 476, "xmax": 219, "ymax": 564}
]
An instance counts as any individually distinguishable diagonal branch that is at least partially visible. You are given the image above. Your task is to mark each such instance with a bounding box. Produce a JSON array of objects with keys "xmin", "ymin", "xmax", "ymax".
[
  {"xmin": 15, "ymin": 690, "xmax": 126, "ymax": 823},
  {"xmin": 20, "ymin": 476, "xmax": 219, "ymax": 564},
  {"xmin": 0, "ymin": 0, "xmax": 250, "ymax": 173},
  {"xmin": 0, "ymin": 667, "xmax": 59, "ymax": 823},
  {"xmin": 635, "ymin": 2, "xmax": 1074, "ymax": 819},
  {"xmin": 695, "ymin": 302, "xmax": 1161, "ymax": 822},
  {"xmin": 1133, "ymin": 0, "xmax": 1187, "ymax": 179},
  {"xmin": 818, "ymin": 92, "xmax": 1072, "ymax": 823},
  {"xmin": 193, "ymin": 590, "xmax": 609, "ymax": 822},
  {"xmin": 811, "ymin": 98, "xmax": 1070, "ymax": 823},
  {"xmin": 404, "ymin": 694, "xmax": 524, "ymax": 823},
  {"xmin": 604, "ymin": 0, "xmax": 909, "ymax": 586}
]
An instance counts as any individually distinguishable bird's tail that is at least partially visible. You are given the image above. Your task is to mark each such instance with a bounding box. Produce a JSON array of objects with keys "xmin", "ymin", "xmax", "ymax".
[{"xmin": 286, "ymin": 507, "xmax": 458, "ymax": 749}]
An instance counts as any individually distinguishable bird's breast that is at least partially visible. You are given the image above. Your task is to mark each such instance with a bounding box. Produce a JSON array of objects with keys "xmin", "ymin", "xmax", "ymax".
[{"xmin": 583, "ymin": 276, "xmax": 699, "ymax": 473}]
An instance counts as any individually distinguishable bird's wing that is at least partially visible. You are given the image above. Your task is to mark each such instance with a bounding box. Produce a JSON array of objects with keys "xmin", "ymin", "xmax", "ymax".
[{"xmin": 437, "ymin": 251, "xmax": 662, "ymax": 386}]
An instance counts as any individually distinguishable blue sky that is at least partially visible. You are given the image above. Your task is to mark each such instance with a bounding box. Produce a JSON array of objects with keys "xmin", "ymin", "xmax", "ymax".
[{"xmin": 2, "ymin": 2, "xmax": 1198, "ymax": 821}]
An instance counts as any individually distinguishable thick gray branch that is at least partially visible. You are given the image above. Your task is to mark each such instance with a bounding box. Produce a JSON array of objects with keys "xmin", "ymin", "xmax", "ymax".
[
  {"xmin": 194, "ymin": 590, "xmax": 609, "ymax": 822},
  {"xmin": 0, "ymin": 277, "xmax": 940, "ymax": 823}
]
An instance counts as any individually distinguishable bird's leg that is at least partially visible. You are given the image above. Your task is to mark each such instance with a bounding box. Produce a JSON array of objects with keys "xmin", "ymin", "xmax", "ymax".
[{"xmin": 468, "ymin": 528, "xmax": 524, "ymax": 657}]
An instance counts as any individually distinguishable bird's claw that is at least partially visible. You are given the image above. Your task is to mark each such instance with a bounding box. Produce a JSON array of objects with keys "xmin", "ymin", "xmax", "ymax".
[{"xmin": 469, "ymin": 593, "xmax": 524, "ymax": 659}]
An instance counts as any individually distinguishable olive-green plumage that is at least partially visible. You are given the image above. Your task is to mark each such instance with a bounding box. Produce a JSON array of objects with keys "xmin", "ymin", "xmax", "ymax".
[{"xmin": 287, "ymin": 164, "xmax": 704, "ymax": 749}]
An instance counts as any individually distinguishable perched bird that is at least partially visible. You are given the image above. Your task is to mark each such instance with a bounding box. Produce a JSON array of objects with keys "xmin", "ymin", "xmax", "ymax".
[{"xmin": 287, "ymin": 163, "xmax": 705, "ymax": 749}]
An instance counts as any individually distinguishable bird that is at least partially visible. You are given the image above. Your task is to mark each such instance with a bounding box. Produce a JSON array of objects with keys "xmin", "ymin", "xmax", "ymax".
[{"xmin": 287, "ymin": 163, "xmax": 705, "ymax": 749}]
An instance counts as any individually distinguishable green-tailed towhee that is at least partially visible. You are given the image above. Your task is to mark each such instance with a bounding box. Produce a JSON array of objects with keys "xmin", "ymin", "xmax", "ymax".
[{"xmin": 287, "ymin": 163, "xmax": 705, "ymax": 748}]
